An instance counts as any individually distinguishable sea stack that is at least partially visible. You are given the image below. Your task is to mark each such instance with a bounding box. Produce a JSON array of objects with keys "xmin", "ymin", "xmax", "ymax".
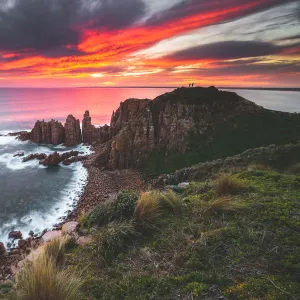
[
  {"xmin": 30, "ymin": 120, "xmax": 65, "ymax": 145},
  {"xmin": 64, "ymin": 115, "xmax": 82, "ymax": 147}
]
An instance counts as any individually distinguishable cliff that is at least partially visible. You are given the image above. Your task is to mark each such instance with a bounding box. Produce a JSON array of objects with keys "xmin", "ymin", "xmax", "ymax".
[{"xmin": 22, "ymin": 87, "xmax": 300, "ymax": 172}]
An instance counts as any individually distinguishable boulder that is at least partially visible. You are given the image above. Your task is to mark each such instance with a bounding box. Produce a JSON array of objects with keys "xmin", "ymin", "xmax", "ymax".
[
  {"xmin": 62, "ymin": 221, "xmax": 78, "ymax": 235},
  {"xmin": 64, "ymin": 115, "xmax": 82, "ymax": 147},
  {"xmin": 23, "ymin": 153, "xmax": 47, "ymax": 162},
  {"xmin": 18, "ymin": 240, "xmax": 26, "ymax": 248},
  {"xmin": 8, "ymin": 231, "xmax": 22, "ymax": 240},
  {"xmin": 40, "ymin": 152, "xmax": 61, "ymax": 166},
  {"xmin": 41, "ymin": 230, "xmax": 62, "ymax": 243},
  {"xmin": 40, "ymin": 151, "xmax": 80, "ymax": 166},
  {"xmin": 0, "ymin": 242, "xmax": 6, "ymax": 256},
  {"xmin": 13, "ymin": 151, "xmax": 25, "ymax": 157}
]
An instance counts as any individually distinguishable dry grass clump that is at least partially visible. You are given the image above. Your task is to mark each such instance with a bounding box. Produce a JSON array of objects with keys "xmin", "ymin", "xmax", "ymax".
[
  {"xmin": 202, "ymin": 197, "xmax": 238, "ymax": 217},
  {"xmin": 16, "ymin": 239, "xmax": 83, "ymax": 300},
  {"xmin": 133, "ymin": 192, "xmax": 163, "ymax": 228},
  {"xmin": 153, "ymin": 190, "xmax": 181, "ymax": 213},
  {"xmin": 216, "ymin": 173, "xmax": 247, "ymax": 196},
  {"xmin": 44, "ymin": 237, "xmax": 66, "ymax": 267},
  {"xmin": 133, "ymin": 190, "xmax": 181, "ymax": 228}
]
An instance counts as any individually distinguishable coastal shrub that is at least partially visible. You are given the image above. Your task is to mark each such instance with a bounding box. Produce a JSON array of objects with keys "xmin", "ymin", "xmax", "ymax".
[
  {"xmin": 133, "ymin": 192, "xmax": 164, "ymax": 229},
  {"xmin": 85, "ymin": 202, "xmax": 114, "ymax": 228},
  {"xmin": 16, "ymin": 250, "xmax": 83, "ymax": 300},
  {"xmin": 216, "ymin": 173, "xmax": 247, "ymax": 196},
  {"xmin": 113, "ymin": 190, "xmax": 138, "ymax": 220},
  {"xmin": 82, "ymin": 191, "xmax": 138, "ymax": 229},
  {"xmin": 44, "ymin": 237, "xmax": 66, "ymax": 267},
  {"xmin": 92, "ymin": 221, "xmax": 138, "ymax": 261}
]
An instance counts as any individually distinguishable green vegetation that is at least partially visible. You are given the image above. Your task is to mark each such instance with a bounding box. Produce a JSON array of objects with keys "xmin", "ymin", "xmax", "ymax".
[
  {"xmin": 14, "ymin": 239, "xmax": 83, "ymax": 300},
  {"xmin": 5, "ymin": 168, "xmax": 300, "ymax": 299},
  {"xmin": 71, "ymin": 169, "xmax": 300, "ymax": 299},
  {"xmin": 215, "ymin": 173, "xmax": 248, "ymax": 196},
  {"xmin": 81, "ymin": 190, "xmax": 138, "ymax": 228},
  {"xmin": 145, "ymin": 111, "xmax": 300, "ymax": 176}
]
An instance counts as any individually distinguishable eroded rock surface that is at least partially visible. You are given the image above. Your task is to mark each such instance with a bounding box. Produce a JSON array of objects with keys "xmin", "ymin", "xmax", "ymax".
[
  {"xmin": 31, "ymin": 120, "xmax": 65, "ymax": 145},
  {"xmin": 64, "ymin": 115, "xmax": 82, "ymax": 146}
]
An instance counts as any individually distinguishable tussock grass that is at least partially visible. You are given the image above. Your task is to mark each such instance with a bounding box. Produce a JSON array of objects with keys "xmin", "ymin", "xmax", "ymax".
[
  {"xmin": 202, "ymin": 197, "xmax": 238, "ymax": 217},
  {"xmin": 133, "ymin": 192, "xmax": 163, "ymax": 229},
  {"xmin": 216, "ymin": 173, "xmax": 247, "ymax": 196},
  {"xmin": 44, "ymin": 237, "xmax": 66, "ymax": 267},
  {"xmin": 153, "ymin": 190, "xmax": 181, "ymax": 213},
  {"xmin": 16, "ymin": 245, "xmax": 83, "ymax": 300},
  {"xmin": 133, "ymin": 190, "xmax": 181, "ymax": 228}
]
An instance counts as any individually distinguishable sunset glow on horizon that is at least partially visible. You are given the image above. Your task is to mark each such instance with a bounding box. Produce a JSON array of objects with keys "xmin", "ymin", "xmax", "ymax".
[{"xmin": 0, "ymin": 0, "xmax": 299, "ymax": 88}]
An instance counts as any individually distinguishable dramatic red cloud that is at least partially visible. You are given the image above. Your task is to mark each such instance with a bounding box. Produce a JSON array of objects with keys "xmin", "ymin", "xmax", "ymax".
[{"xmin": 0, "ymin": 0, "xmax": 299, "ymax": 87}]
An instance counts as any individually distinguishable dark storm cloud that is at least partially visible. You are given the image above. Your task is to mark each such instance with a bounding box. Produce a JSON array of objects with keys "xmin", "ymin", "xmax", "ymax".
[
  {"xmin": 81, "ymin": 0, "xmax": 146, "ymax": 30},
  {"xmin": 165, "ymin": 41, "xmax": 280, "ymax": 61},
  {"xmin": 0, "ymin": 0, "xmax": 146, "ymax": 52},
  {"xmin": 145, "ymin": 0, "xmax": 295, "ymax": 26},
  {"xmin": 175, "ymin": 60, "xmax": 300, "ymax": 77}
]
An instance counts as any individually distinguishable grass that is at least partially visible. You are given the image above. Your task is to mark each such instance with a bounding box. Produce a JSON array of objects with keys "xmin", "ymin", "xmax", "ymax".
[
  {"xmin": 15, "ymin": 239, "xmax": 83, "ymax": 300},
  {"xmin": 216, "ymin": 173, "xmax": 247, "ymax": 196},
  {"xmin": 133, "ymin": 190, "xmax": 181, "ymax": 229},
  {"xmin": 81, "ymin": 190, "xmax": 138, "ymax": 229},
  {"xmin": 44, "ymin": 237, "xmax": 66, "ymax": 267},
  {"xmin": 70, "ymin": 170, "xmax": 300, "ymax": 299},
  {"xmin": 133, "ymin": 192, "xmax": 163, "ymax": 229},
  {"xmin": 8, "ymin": 170, "xmax": 300, "ymax": 299},
  {"xmin": 91, "ymin": 221, "xmax": 138, "ymax": 263}
]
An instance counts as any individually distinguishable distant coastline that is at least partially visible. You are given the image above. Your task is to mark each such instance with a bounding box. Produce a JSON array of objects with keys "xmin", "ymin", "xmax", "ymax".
[{"xmin": 0, "ymin": 86, "xmax": 299, "ymax": 91}]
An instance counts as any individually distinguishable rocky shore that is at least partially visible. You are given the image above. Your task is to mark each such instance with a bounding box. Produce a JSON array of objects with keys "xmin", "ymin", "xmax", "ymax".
[
  {"xmin": 2, "ymin": 86, "xmax": 300, "ymax": 283},
  {"xmin": 0, "ymin": 144, "xmax": 148, "ymax": 282}
]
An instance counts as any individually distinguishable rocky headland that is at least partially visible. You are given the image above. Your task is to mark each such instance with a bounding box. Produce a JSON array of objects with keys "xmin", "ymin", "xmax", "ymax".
[{"xmin": 2, "ymin": 86, "xmax": 300, "ymax": 284}]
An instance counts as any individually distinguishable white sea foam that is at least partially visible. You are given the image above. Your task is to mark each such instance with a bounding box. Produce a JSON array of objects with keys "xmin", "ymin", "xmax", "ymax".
[
  {"xmin": 0, "ymin": 135, "xmax": 24, "ymax": 146},
  {"xmin": 0, "ymin": 162, "xmax": 88, "ymax": 244},
  {"xmin": 0, "ymin": 132, "xmax": 92, "ymax": 244}
]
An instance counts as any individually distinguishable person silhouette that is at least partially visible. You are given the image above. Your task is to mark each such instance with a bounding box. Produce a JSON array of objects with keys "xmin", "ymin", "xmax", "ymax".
[{"xmin": 192, "ymin": 83, "xmax": 194, "ymax": 87}]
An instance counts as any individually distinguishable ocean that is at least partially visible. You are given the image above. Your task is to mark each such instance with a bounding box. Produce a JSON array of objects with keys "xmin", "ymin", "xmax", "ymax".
[{"xmin": 0, "ymin": 87, "xmax": 299, "ymax": 244}]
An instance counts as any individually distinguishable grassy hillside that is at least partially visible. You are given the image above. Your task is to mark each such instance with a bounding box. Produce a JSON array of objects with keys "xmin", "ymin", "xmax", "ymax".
[
  {"xmin": 145, "ymin": 110, "xmax": 300, "ymax": 176},
  {"xmin": 4, "ymin": 166, "xmax": 300, "ymax": 299}
]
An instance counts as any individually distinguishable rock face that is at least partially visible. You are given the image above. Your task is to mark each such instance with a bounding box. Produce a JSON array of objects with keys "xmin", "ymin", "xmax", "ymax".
[
  {"xmin": 23, "ymin": 153, "xmax": 47, "ymax": 162},
  {"xmin": 0, "ymin": 242, "xmax": 6, "ymax": 256},
  {"xmin": 93, "ymin": 87, "xmax": 261, "ymax": 169},
  {"xmin": 82, "ymin": 110, "xmax": 110, "ymax": 144},
  {"xmin": 40, "ymin": 151, "xmax": 79, "ymax": 166},
  {"xmin": 64, "ymin": 115, "xmax": 82, "ymax": 146},
  {"xmin": 31, "ymin": 120, "xmax": 65, "ymax": 145}
]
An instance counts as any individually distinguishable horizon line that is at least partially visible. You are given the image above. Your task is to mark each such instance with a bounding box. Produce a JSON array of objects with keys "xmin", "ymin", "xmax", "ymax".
[{"xmin": 0, "ymin": 86, "xmax": 299, "ymax": 91}]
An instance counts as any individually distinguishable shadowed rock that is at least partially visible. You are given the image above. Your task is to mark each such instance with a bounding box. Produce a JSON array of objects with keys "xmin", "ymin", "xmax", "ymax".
[
  {"xmin": 31, "ymin": 120, "xmax": 65, "ymax": 145},
  {"xmin": 64, "ymin": 114, "xmax": 82, "ymax": 146}
]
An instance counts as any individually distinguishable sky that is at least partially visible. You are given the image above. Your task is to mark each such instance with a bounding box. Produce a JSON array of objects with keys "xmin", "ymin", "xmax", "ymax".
[{"xmin": 0, "ymin": 0, "xmax": 299, "ymax": 88}]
